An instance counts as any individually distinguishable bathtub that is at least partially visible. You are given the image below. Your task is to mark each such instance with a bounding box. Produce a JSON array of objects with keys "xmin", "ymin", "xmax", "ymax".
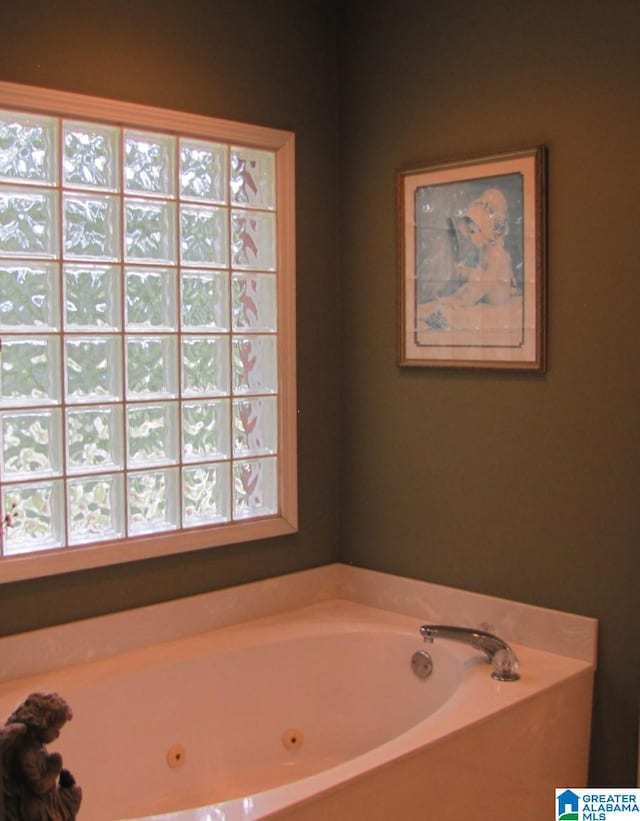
[{"xmin": 0, "ymin": 566, "xmax": 597, "ymax": 821}]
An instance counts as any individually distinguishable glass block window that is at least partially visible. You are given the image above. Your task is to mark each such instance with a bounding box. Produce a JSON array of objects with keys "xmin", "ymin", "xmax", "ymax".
[{"xmin": 0, "ymin": 82, "xmax": 297, "ymax": 582}]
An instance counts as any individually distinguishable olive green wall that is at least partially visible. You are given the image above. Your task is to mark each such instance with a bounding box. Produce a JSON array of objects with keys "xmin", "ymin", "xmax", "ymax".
[
  {"xmin": 1, "ymin": 0, "xmax": 637, "ymax": 791},
  {"xmin": 339, "ymin": 0, "xmax": 639, "ymax": 787},
  {"xmin": 0, "ymin": 1, "xmax": 341, "ymax": 628}
]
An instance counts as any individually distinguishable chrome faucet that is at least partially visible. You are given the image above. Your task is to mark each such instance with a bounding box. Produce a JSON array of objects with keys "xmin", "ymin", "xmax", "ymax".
[{"xmin": 419, "ymin": 624, "xmax": 520, "ymax": 681}]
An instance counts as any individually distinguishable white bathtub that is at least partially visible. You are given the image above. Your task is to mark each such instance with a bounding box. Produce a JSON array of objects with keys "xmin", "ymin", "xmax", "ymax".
[{"xmin": 0, "ymin": 566, "xmax": 597, "ymax": 821}]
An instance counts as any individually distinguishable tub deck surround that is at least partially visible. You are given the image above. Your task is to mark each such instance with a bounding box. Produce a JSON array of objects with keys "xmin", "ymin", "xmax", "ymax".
[
  {"xmin": 0, "ymin": 564, "xmax": 598, "ymax": 820},
  {"xmin": 0, "ymin": 564, "xmax": 597, "ymax": 681},
  {"xmin": 335, "ymin": 564, "xmax": 598, "ymax": 665}
]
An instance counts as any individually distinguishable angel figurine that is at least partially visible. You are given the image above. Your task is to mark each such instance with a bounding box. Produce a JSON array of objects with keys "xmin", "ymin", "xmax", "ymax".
[{"xmin": 0, "ymin": 692, "xmax": 82, "ymax": 820}]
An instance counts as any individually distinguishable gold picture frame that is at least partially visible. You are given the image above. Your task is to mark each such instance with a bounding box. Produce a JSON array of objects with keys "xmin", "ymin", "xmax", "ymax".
[{"xmin": 398, "ymin": 146, "xmax": 546, "ymax": 370}]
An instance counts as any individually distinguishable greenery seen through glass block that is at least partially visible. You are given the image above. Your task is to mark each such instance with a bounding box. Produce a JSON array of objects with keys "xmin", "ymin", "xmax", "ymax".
[
  {"xmin": 182, "ymin": 336, "xmax": 229, "ymax": 397},
  {"xmin": 125, "ymin": 199, "xmax": 176, "ymax": 262},
  {"xmin": 125, "ymin": 131, "xmax": 175, "ymax": 196},
  {"xmin": 128, "ymin": 468, "xmax": 178, "ymax": 535},
  {"xmin": 180, "ymin": 139, "xmax": 227, "ymax": 203},
  {"xmin": 0, "ymin": 409, "xmax": 62, "ymax": 480},
  {"xmin": 0, "ymin": 337, "xmax": 60, "ymax": 406},
  {"xmin": 126, "ymin": 267, "xmax": 177, "ymax": 329},
  {"xmin": 67, "ymin": 474, "xmax": 124, "ymax": 544},
  {"xmin": 0, "ymin": 111, "xmax": 57, "ymax": 186},
  {"xmin": 64, "ymin": 121, "xmax": 119, "ymax": 191},
  {"xmin": 127, "ymin": 402, "xmax": 178, "ymax": 466},
  {"xmin": 0, "ymin": 98, "xmax": 284, "ymax": 559},
  {"xmin": 183, "ymin": 462, "xmax": 230, "ymax": 525},
  {"xmin": 0, "ymin": 261, "xmax": 59, "ymax": 331},
  {"xmin": 65, "ymin": 336, "xmax": 122, "ymax": 403},
  {"xmin": 63, "ymin": 193, "xmax": 120, "ymax": 260},
  {"xmin": 65, "ymin": 405, "xmax": 123, "ymax": 473},
  {"xmin": 181, "ymin": 270, "xmax": 229, "ymax": 331},
  {"xmin": 0, "ymin": 187, "xmax": 58, "ymax": 257},
  {"xmin": 182, "ymin": 399, "xmax": 230, "ymax": 462},
  {"xmin": 64, "ymin": 264, "xmax": 121, "ymax": 330},
  {"xmin": 126, "ymin": 336, "xmax": 178, "ymax": 398}
]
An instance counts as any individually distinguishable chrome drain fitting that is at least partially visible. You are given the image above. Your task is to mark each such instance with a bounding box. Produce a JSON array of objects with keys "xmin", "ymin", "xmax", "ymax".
[{"xmin": 411, "ymin": 649, "xmax": 433, "ymax": 679}]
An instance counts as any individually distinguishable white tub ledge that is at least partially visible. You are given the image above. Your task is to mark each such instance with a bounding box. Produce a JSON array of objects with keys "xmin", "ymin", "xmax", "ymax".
[{"xmin": 0, "ymin": 563, "xmax": 597, "ymax": 821}]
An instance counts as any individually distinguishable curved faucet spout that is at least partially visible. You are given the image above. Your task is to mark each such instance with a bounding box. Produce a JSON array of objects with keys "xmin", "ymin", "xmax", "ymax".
[{"xmin": 419, "ymin": 625, "xmax": 520, "ymax": 681}]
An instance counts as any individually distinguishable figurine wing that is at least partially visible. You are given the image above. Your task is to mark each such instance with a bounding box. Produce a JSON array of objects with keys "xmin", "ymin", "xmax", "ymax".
[
  {"xmin": 0, "ymin": 721, "xmax": 27, "ymax": 768},
  {"xmin": 1, "ymin": 722, "xmax": 28, "ymax": 810}
]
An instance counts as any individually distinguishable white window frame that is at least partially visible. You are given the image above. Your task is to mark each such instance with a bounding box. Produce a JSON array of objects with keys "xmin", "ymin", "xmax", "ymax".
[{"xmin": 0, "ymin": 81, "xmax": 297, "ymax": 584}]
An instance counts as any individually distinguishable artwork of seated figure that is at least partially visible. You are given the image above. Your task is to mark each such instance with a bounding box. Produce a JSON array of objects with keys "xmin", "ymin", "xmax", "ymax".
[
  {"xmin": 447, "ymin": 187, "xmax": 514, "ymax": 308},
  {"xmin": 0, "ymin": 692, "xmax": 82, "ymax": 820}
]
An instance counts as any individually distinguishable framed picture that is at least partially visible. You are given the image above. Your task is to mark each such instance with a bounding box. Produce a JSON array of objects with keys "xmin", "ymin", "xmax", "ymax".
[{"xmin": 397, "ymin": 146, "xmax": 546, "ymax": 371}]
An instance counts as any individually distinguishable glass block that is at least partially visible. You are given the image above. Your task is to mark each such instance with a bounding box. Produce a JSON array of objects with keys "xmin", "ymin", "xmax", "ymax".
[
  {"xmin": 181, "ymin": 270, "xmax": 229, "ymax": 331},
  {"xmin": 0, "ymin": 261, "xmax": 60, "ymax": 331},
  {"xmin": 232, "ymin": 273, "xmax": 277, "ymax": 332},
  {"xmin": 183, "ymin": 462, "xmax": 230, "ymax": 526},
  {"xmin": 0, "ymin": 110, "xmax": 57, "ymax": 186},
  {"xmin": 0, "ymin": 186, "xmax": 58, "ymax": 257},
  {"xmin": 231, "ymin": 209, "xmax": 276, "ymax": 271},
  {"xmin": 125, "ymin": 199, "xmax": 176, "ymax": 263},
  {"xmin": 127, "ymin": 467, "xmax": 179, "ymax": 535},
  {"xmin": 63, "ymin": 193, "xmax": 120, "ymax": 260},
  {"xmin": 125, "ymin": 131, "xmax": 175, "ymax": 197},
  {"xmin": 1, "ymin": 480, "xmax": 64, "ymax": 555},
  {"xmin": 182, "ymin": 399, "xmax": 230, "ymax": 462},
  {"xmin": 180, "ymin": 204, "xmax": 228, "ymax": 267},
  {"xmin": 180, "ymin": 139, "xmax": 227, "ymax": 203},
  {"xmin": 66, "ymin": 404, "xmax": 124, "ymax": 474},
  {"xmin": 0, "ymin": 336, "xmax": 61, "ymax": 407},
  {"xmin": 127, "ymin": 402, "xmax": 178, "ymax": 466},
  {"xmin": 67, "ymin": 473, "xmax": 124, "ymax": 545},
  {"xmin": 126, "ymin": 267, "xmax": 177, "ymax": 330},
  {"xmin": 65, "ymin": 336, "xmax": 122, "ymax": 404},
  {"xmin": 230, "ymin": 147, "xmax": 275, "ymax": 210},
  {"xmin": 63, "ymin": 121, "xmax": 119, "ymax": 191},
  {"xmin": 233, "ymin": 397, "xmax": 277, "ymax": 457},
  {"xmin": 64, "ymin": 264, "xmax": 121, "ymax": 330},
  {"xmin": 232, "ymin": 335, "xmax": 278, "ymax": 395},
  {"xmin": 182, "ymin": 336, "xmax": 230, "ymax": 397},
  {"xmin": 1, "ymin": 409, "xmax": 63, "ymax": 481},
  {"xmin": 126, "ymin": 336, "xmax": 178, "ymax": 399},
  {"xmin": 233, "ymin": 457, "xmax": 278, "ymax": 520}
]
